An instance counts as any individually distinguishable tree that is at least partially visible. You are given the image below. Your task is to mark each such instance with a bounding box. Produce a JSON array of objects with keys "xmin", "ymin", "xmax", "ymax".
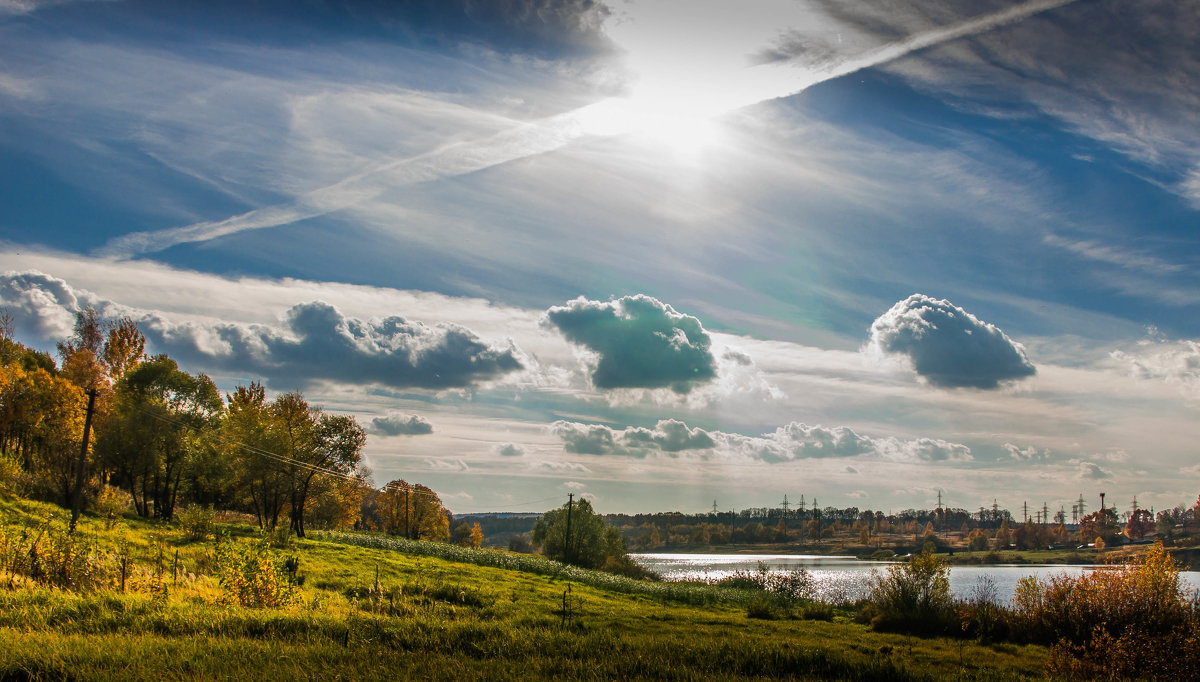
[
  {"xmin": 288, "ymin": 408, "xmax": 365, "ymax": 538},
  {"xmin": 222, "ymin": 383, "xmax": 289, "ymax": 529},
  {"xmin": 1079, "ymin": 508, "xmax": 1120, "ymax": 545},
  {"xmin": 1124, "ymin": 508, "xmax": 1153, "ymax": 540},
  {"xmin": 376, "ymin": 479, "xmax": 449, "ymax": 541},
  {"xmin": 469, "ymin": 522, "xmax": 484, "ymax": 549},
  {"xmin": 56, "ymin": 306, "xmax": 105, "ymax": 361},
  {"xmin": 993, "ymin": 519, "xmax": 1012, "ymax": 550},
  {"xmin": 532, "ymin": 497, "xmax": 625, "ymax": 569},
  {"xmin": 102, "ymin": 317, "xmax": 146, "ymax": 381},
  {"xmin": 95, "ymin": 355, "xmax": 221, "ymax": 519}
]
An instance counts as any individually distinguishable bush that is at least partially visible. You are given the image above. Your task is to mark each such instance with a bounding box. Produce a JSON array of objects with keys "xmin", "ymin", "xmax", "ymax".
[
  {"xmin": 1014, "ymin": 541, "xmax": 1200, "ymax": 679},
  {"xmin": 177, "ymin": 504, "xmax": 215, "ymax": 541},
  {"xmin": 216, "ymin": 535, "xmax": 301, "ymax": 608},
  {"xmin": 866, "ymin": 550, "xmax": 953, "ymax": 635}
]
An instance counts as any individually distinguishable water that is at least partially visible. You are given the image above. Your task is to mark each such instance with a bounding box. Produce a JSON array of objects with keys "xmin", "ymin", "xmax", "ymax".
[{"xmin": 631, "ymin": 552, "xmax": 1200, "ymax": 603}]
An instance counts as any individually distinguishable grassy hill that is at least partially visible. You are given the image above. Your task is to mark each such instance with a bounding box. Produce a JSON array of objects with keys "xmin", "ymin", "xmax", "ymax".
[{"xmin": 0, "ymin": 498, "xmax": 1048, "ymax": 680}]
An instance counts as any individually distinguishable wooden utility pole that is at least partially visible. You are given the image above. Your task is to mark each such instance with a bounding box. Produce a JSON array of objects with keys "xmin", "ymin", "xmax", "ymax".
[
  {"xmin": 564, "ymin": 493, "xmax": 574, "ymax": 564},
  {"xmin": 70, "ymin": 387, "xmax": 98, "ymax": 533}
]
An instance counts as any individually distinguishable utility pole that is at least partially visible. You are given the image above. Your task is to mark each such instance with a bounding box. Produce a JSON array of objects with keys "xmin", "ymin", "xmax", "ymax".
[
  {"xmin": 1099, "ymin": 492, "xmax": 1106, "ymax": 512},
  {"xmin": 70, "ymin": 387, "xmax": 98, "ymax": 533},
  {"xmin": 1023, "ymin": 501, "xmax": 1028, "ymax": 523},
  {"xmin": 565, "ymin": 493, "xmax": 574, "ymax": 564},
  {"xmin": 937, "ymin": 490, "xmax": 943, "ymax": 511}
]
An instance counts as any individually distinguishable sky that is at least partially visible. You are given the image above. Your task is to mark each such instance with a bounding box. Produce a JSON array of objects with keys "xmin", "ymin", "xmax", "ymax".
[{"xmin": 1, "ymin": 0, "xmax": 1198, "ymax": 516}]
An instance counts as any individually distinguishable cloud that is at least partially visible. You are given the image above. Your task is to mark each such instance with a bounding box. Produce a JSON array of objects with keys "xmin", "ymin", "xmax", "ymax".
[
  {"xmin": 496, "ymin": 443, "xmax": 526, "ymax": 457},
  {"xmin": 551, "ymin": 419, "xmax": 716, "ymax": 456},
  {"xmin": 868, "ymin": 294, "xmax": 1036, "ymax": 389},
  {"xmin": 1074, "ymin": 460, "xmax": 1113, "ymax": 481},
  {"xmin": 875, "ymin": 437, "xmax": 973, "ymax": 463},
  {"xmin": 1111, "ymin": 340, "xmax": 1200, "ymax": 384},
  {"xmin": 564, "ymin": 480, "xmax": 586, "ymax": 490},
  {"xmin": 845, "ymin": 466, "xmax": 858, "ymax": 474},
  {"xmin": 426, "ymin": 458, "xmax": 469, "ymax": 472},
  {"xmin": 542, "ymin": 295, "xmax": 716, "ymax": 393},
  {"xmin": 551, "ymin": 417, "xmax": 971, "ymax": 464},
  {"xmin": 532, "ymin": 460, "xmax": 590, "ymax": 473},
  {"xmin": 767, "ymin": 422, "xmax": 875, "ymax": 460},
  {"xmin": 1003, "ymin": 442, "xmax": 1048, "ymax": 461},
  {"xmin": 0, "ymin": 271, "xmax": 523, "ymax": 390},
  {"xmin": 370, "ymin": 412, "xmax": 433, "ymax": 436}
]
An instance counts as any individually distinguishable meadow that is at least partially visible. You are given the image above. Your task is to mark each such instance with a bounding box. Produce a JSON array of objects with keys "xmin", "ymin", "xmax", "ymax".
[{"xmin": 0, "ymin": 498, "xmax": 1050, "ymax": 681}]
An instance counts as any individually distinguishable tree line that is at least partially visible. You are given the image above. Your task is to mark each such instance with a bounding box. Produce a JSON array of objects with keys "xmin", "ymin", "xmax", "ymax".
[{"xmin": 0, "ymin": 307, "xmax": 473, "ymax": 543}]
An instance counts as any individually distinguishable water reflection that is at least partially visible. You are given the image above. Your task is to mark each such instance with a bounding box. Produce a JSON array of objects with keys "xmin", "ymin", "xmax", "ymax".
[{"xmin": 632, "ymin": 553, "xmax": 1200, "ymax": 603}]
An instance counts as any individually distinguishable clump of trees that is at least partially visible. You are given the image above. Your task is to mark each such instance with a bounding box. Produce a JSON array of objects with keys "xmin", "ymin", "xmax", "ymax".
[
  {"xmin": 0, "ymin": 306, "xmax": 456, "ymax": 541},
  {"xmin": 532, "ymin": 497, "xmax": 648, "ymax": 577}
]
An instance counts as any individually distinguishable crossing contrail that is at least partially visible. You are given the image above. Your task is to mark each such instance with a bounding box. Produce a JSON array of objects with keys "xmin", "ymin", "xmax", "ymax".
[{"xmin": 100, "ymin": 0, "xmax": 1079, "ymax": 259}]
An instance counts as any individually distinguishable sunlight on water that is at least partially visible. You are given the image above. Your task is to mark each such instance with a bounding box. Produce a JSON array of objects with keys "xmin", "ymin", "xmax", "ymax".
[{"xmin": 632, "ymin": 553, "xmax": 1200, "ymax": 603}]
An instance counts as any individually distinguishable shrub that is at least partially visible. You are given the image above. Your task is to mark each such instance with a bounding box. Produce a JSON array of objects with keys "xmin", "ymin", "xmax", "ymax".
[
  {"xmin": 216, "ymin": 535, "xmax": 301, "ymax": 608},
  {"xmin": 866, "ymin": 549, "xmax": 953, "ymax": 635},
  {"xmin": 94, "ymin": 485, "xmax": 130, "ymax": 529},
  {"xmin": 0, "ymin": 451, "xmax": 26, "ymax": 498},
  {"xmin": 1014, "ymin": 541, "xmax": 1200, "ymax": 679},
  {"xmin": 177, "ymin": 504, "xmax": 215, "ymax": 541}
]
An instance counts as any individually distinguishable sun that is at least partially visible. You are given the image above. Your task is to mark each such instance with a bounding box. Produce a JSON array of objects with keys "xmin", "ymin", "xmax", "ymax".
[{"xmin": 573, "ymin": 96, "xmax": 725, "ymax": 159}]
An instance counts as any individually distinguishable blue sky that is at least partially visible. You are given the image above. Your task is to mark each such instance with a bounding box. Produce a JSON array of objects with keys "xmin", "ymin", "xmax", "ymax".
[{"xmin": 2, "ymin": 0, "xmax": 1199, "ymax": 515}]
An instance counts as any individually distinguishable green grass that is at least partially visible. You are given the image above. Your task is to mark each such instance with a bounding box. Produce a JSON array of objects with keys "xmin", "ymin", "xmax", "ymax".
[{"xmin": 0, "ymin": 498, "xmax": 1049, "ymax": 680}]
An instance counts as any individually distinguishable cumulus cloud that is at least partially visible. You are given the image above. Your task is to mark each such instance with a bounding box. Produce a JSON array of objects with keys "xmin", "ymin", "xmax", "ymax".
[
  {"xmin": 766, "ymin": 422, "xmax": 875, "ymax": 461},
  {"xmin": 496, "ymin": 443, "xmax": 525, "ymax": 457},
  {"xmin": 1111, "ymin": 339, "xmax": 1200, "ymax": 384},
  {"xmin": 542, "ymin": 295, "xmax": 716, "ymax": 393},
  {"xmin": 1074, "ymin": 460, "xmax": 1113, "ymax": 480},
  {"xmin": 1003, "ymin": 442, "xmax": 1048, "ymax": 461},
  {"xmin": 550, "ymin": 418, "xmax": 971, "ymax": 464},
  {"xmin": 370, "ymin": 413, "xmax": 433, "ymax": 436},
  {"xmin": 0, "ymin": 271, "xmax": 523, "ymax": 390},
  {"xmin": 551, "ymin": 419, "xmax": 718, "ymax": 456},
  {"xmin": 868, "ymin": 294, "xmax": 1036, "ymax": 389}
]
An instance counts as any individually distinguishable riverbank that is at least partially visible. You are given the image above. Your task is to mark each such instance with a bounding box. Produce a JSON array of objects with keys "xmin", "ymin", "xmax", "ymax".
[{"xmin": 0, "ymin": 498, "xmax": 1050, "ymax": 680}]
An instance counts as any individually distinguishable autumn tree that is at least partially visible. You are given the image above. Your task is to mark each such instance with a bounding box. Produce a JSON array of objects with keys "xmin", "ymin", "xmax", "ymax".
[
  {"xmin": 1124, "ymin": 508, "xmax": 1153, "ymax": 540},
  {"xmin": 376, "ymin": 479, "xmax": 449, "ymax": 541},
  {"xmin": 1079, "ymin": 508, "xmax": 1120, "ymax": 545},
  {"xmin": 272, "ymin": 392, "xmax": 364, "ymax": 538},
  {"xmin": 101, "ymin": 317, "xmax": 146, "ymax": 381}
]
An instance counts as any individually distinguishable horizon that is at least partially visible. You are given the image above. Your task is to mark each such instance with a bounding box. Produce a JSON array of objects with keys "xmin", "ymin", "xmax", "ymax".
[{"xmin": 2, "ymin": 0, "xmax": 1198, "ymax": 516}]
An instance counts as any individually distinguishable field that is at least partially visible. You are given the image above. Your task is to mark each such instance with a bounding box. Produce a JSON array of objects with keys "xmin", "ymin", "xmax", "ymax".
[{"xmin": 0, "ymin": 498, "xmax": 1050, "ymax": 680}]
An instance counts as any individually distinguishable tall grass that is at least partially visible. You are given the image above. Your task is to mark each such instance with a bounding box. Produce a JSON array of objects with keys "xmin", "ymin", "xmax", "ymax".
[{"xmin": 315, "ymin": 530, "xmax": 757, "ymax": 606}]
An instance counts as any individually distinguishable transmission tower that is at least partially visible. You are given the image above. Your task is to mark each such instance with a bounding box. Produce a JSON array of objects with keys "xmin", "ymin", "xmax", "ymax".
[
  {"xmin": 780, "ymin": 494, "xmax": 790, "ymax": 515},
  {"xmin": 712, "ymin": 499, "xmax": 718, "ymax": 515},
  {"xmin": 798, "ymin": 494, "xmax": 806, "ymax": 513}
]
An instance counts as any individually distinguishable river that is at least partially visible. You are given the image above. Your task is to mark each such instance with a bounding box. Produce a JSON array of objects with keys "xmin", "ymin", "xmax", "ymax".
[{"xmin": 631, "ymin": 552, "xmax": 1200, "ymax": 603}]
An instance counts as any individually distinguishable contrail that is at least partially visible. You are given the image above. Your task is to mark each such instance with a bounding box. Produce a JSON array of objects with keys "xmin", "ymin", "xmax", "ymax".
[{"xmin": 100, "ymin": 0, "xmax": 1078, "ymax": 259}]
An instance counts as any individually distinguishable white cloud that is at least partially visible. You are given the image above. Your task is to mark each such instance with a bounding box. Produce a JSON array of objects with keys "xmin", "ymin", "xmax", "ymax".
[{"xmin": 868, "ymin": 294, "xmax": 1035, "ymax": 389}]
